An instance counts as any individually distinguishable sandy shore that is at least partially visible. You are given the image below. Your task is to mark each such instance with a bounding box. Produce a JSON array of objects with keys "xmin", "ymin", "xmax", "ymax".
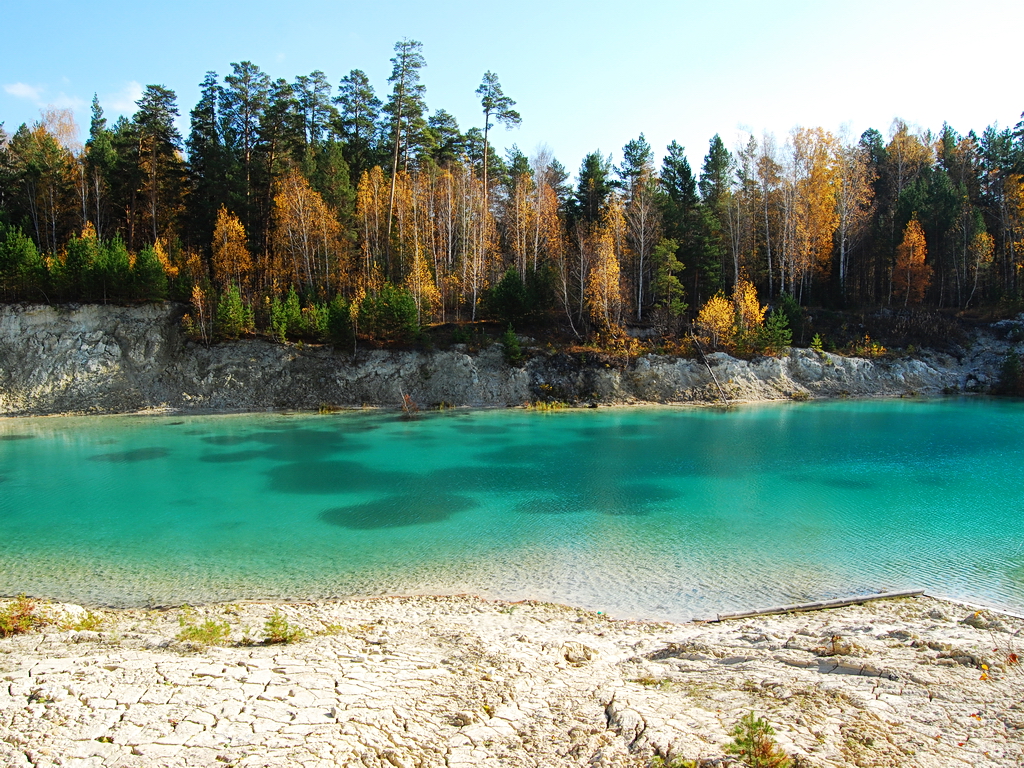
[{"xmin": 1, "ymin": 593, "xmax": 1022, "ymax": 767}]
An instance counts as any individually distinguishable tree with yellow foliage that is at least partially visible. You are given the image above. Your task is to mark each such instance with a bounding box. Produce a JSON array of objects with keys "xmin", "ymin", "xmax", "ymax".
[
  {"xmin": 211, "ymin": 206, "xmax": 251, "ymax": 292},
  {"xmin": 405, "ymin": 244, "xmax": 439, "ymax": 324},
  {"xmin": 696, "ymin": 293, "xmax": 734, "ymax": 350},
  {"xmin": 586, "ymin": 225, "xmax": 622, "ymax": 330},
  {"xmin": 892, "ymin": 214, "xmax": 931, "ymax": 305},
  {"xmin": 732, "ymin": 275, "xmax": 766, "ymax": 338},
  {"xmin": 273, "ymin": 169, "xmax": 341, "ymax": 296}
]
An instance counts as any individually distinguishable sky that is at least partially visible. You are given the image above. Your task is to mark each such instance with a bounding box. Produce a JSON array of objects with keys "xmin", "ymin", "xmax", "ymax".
[{"xmin": 2, "ymin": 0, "xmax": 1022, "ymax": 178}]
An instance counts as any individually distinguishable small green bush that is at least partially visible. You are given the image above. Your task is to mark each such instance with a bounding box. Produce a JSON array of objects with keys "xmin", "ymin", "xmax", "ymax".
[
  {"xmin": 758, "ymin": 309, "xmax": 792, "ymax": 355},
  {"xmin": 263, "ymin": 610, "xmax": 304, "ymax": 644},
  {"xmin": 501, "ymin": 325, "xmax": 523, "ymax": 365},
  {"xmin": 725, "ymin": 712, "xmax": 791, "ymax": 768},
  {"xmin": 359, "ymin": 282, "xmax": 419, "ymax": 343},
  {"xmin": 177, "ymin": 615, "xmax": 231, "ymax": 646}
]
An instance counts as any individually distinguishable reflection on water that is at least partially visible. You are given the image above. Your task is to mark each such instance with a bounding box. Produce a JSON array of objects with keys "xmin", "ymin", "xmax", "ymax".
[{"xmin": 0, "ymin": 400, "xmax": 1022, "ymax": 621}]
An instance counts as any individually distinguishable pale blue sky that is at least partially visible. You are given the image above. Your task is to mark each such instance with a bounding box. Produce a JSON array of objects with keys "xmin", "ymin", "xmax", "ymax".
[{"xmin": 3, "ymin": 0, "xmax": 1021, "ymax": 174}]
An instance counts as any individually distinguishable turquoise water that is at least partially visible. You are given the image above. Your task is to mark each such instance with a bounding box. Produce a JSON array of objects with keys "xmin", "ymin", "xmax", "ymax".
[{"xmin": 1, "ymin": 400, "xmax": 1022, "ymax": 621}]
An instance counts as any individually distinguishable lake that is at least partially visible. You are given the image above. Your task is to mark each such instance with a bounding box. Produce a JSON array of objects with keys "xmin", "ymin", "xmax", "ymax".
[{"xmin": 1, "ymin": 399, "xmax": 1021, "ymax": 621}]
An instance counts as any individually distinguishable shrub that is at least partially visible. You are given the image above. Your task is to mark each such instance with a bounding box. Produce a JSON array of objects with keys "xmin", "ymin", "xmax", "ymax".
[
  {"xmin": 359, "ymin": 282, "xmax": 418, "ymax": 343},
  {"xmin": 0, "ymin": 595, "xmax": 45, "ymax": 637},
  {"xmin": 758, "ymin": 309, "xmax": 792, "ymax": 355},
  {"xmin": 501, "ymin": 325, "xmax": 523, "ymax": 365},
  {"xmin": 263, "ymin": 610, "xmax": 304, "ymax": 644},
  {"xmin": 216, "ymin": 283, "xmax": 251, "ymax": 339},
  {"xmin": 132, "ymin": 244, "xmax": 169, "ymax": 301},
  {"xmin": 327, "ymin": 294, "xmax": 353, "ymax": 347},
  {"xmin": 725, "ymin": 712, "xmax": 791, "ymax": 768},
  {"xmin": 486, "ymin": 268, "xmax": 531, "ymax": 326},
  {"xmin": 177, "ymin": 614, "xmax": 232, "ymax": 646},
  {"xmin": 777, "ymin": 292, "xmax": 804, "ymax": 341}
]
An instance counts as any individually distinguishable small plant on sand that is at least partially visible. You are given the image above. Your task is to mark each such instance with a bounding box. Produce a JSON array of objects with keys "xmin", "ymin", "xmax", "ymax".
[
  {"xmin": 263, "ymin": 610, "xmax": 304, "ymax": 644},
  {"xmin": 176, "ymin": 613, "xmax": 231, "ymax": 647},
  {"xmin": 62, "ymin": 610, "xmax": 104, "ymax": 632},
  {"xmin": 0, "ymin": 595, "xmax": 47, "ymax": 637},
  {"xmin": 725, "ymin": 712, "xmax": 791, "ymax": 768},
  {"xmin": 650, "ymin": 757, "xmax": 698, "ymax": 768}
]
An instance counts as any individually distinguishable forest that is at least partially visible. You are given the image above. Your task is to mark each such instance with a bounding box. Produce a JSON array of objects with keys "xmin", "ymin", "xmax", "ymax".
[{"xmin": 1, "ymin": 38, "xmax": 1023, "ymax": 355}]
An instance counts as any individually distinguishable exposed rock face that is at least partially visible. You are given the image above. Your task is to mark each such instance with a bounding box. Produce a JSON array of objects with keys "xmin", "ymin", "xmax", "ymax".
[
  {"xmin": 0, "ymin": 303, "xmax": 1012, "ymax": 416},
  {"xmin": 0, "ymin": 595, "xmax": 1021, "ymax": 767}
]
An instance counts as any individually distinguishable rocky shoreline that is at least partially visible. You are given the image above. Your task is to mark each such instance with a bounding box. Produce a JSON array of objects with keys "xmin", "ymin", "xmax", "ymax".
[
  {"xmin": 0, "ymin": 303, "xmax": 1015, "ymax": 416},
  {"xmin": 1, "ymin": 594, "xmax": 1022, "ymax": 767}
]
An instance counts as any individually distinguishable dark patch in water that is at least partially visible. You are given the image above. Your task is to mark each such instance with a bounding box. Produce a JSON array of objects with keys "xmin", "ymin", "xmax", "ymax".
[
  {"xmin": 183, "ymin": 429, "xmax": 208, "ymax": 436},
  {"xmin": 815, "ymin": 477, "xmax": 877, "ymax": 491},
  {"xmin": 0, "ymin": 434, "xmax": 35, "ymax": 441},
  {"xmin": 266, "ymin": 460, "xmax": 405, "ymax": 495},
  {"xmin": 89, "ymin": 447, "xmax": 170, "ymax": 463},
  {"xmin": 199, "ymin": 450, "xmax": 268, "ymax": 464},
  {"xmin": 248, "ymin": 429, "xmax": 346, "ymax": 450},
  {"xmin": 95, "ymin": 438, "xmax": 119, "ymax": 445},
  {"xmin": 201, "ymin": 435, "xmax": 254, "ymax": 446},
  {"xmin": 474, "ymin": 443, "xmax": 556, "ymax": 465},
  {"xmin": 319, "ymin": 493, "xmax": 476, "ymax": 529},
  {"xmin": 450, "ymin": 424, "xmax": 515, "ymax": 435},
  {"xmin": 165, "ymin": 421, "xmax": 184, "ymax": 426}
]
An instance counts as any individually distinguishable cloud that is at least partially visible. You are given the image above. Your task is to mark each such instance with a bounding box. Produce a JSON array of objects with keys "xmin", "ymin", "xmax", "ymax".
[
  {"xmin": 4, "ymin": 82, "xmax": 44, "ymax": 102},
  {"xmin": 105, "ymin": 81, "xmax": 144, "ymax": 115},
  {"xmin": 50, "ymin": 92, "xmax": 87, "ymax": 112}
]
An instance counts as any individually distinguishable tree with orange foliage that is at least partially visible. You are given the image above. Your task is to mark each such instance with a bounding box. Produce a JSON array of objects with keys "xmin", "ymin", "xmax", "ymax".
[
  {"xmin": 211, "ymin": 206, "xmax": 251, "ymax": 291},
  {"xmin": 892, "ymin": 214, "xmax": 931, "ymax": 305}
]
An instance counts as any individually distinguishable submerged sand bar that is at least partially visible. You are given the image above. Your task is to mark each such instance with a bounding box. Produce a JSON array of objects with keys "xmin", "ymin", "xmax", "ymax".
[{"xmin": 1, "ymin": 593, "xmax": 1021, "ymax": 767}]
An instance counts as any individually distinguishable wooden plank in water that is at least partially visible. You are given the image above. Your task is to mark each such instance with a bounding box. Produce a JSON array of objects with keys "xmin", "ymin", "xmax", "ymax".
[{"xmin": 714, "ymin": 589, "xmax": 925, "ymax": 622}]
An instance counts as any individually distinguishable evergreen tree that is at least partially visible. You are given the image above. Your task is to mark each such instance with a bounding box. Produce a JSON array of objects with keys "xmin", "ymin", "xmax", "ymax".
[
  {"xmin": 85, "ymin": 95, "xmax": 116, "ymax": 240},
  {"xmin": 424, "ymin": 109, "xmax": 464, "ymax": 167},
  {"xmin": 293, "ymin": 70, "xmax": 334, "ymax": 150},
  {"xmin": 384, "ymin": 38, "xmax": 427, "ymax": 239},
  {"xmin": 185, "ymin": 72, "xmax": 228, "ymax": 250},
  {"xmin": 572, "ymin": 151, "xmax": 613, "ymax": 223},
  {"xmin": 334, "ymin": 69, "xmax": 381, "ymax": 178},
  {"xmin": 134, "ymin": 85, "xmax": 184, "ymax": 244},
  {"xmin": 220, "ymin": 61, "xmax": 271, "ymax": 232}
]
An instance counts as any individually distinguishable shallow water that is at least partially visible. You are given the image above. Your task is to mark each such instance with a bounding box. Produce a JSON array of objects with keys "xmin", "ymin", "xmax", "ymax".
[{"xmin": 1, "ymin": 399, "xmax": 1022, "ymax": 621}]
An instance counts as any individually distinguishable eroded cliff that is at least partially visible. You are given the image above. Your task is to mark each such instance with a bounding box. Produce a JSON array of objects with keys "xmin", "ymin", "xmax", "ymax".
[{"xmin": 0, "ymin": 303, "xmax": 1010, "ymax": 416}]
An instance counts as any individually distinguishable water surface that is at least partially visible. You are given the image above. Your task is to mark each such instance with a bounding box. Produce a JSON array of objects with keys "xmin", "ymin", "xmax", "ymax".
[{"xmin": 1, "ymin": 400, "xmax": 1022, "ymax": 621}]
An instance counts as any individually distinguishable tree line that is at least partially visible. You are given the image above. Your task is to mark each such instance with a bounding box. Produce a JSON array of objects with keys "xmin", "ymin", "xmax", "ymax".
[{"xmin": 1, "ymin": 38, "xmax": 1023, "ymax": 352}]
